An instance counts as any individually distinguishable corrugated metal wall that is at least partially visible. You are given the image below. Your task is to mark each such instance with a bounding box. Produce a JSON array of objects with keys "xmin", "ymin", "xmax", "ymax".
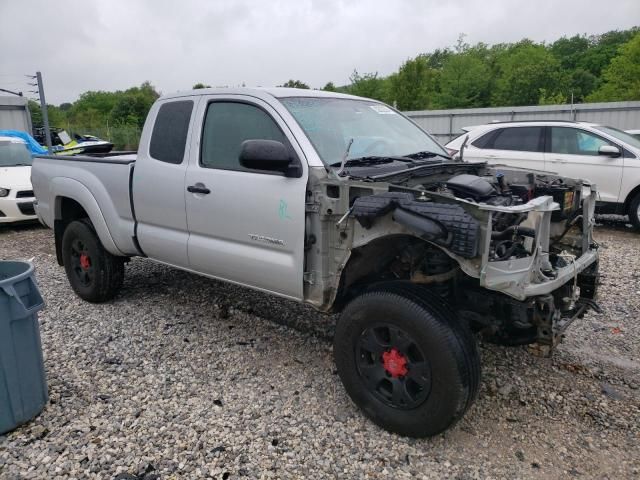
[
  {"xmin": 404, "ymin": 101, "xmax": 640, "ymax": 143},
  {"xmin": 0, "ymin": 96, "xmax": 32, "ymax": 133}
]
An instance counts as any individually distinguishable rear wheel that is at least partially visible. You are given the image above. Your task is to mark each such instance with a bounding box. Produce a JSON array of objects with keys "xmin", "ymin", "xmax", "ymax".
[
  {"xmin": 333, "ymin": 283, "xmax": 480, "ymax": 437},
  {"xmin": 629, "ymin": 192, "xmax": 640, "ymax": 230},
  {"xmin": 61, "ymin": 219, "xmax": 124, "ymax": 302}
]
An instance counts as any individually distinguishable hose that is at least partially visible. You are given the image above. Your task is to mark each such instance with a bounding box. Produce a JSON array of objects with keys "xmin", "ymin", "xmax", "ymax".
[{"xmin": 491, "ymin": 225, "xmax": 536, "ymax": 240}]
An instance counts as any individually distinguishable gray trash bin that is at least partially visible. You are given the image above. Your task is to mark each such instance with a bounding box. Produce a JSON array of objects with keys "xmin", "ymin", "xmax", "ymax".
[{"xmin": 0, "ymin": 261, "xmax": 47, "ymax": 434}]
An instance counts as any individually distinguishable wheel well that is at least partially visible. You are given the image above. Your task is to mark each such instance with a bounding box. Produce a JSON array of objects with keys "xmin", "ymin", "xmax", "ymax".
[
  {"xmin": 54, "ymin": 197, "xmax": 90, "ymax": 266},
  {"xmin": 623, "ymin": 185, "xmax": 640, "ymax": 213},
  {"xmin": 56, "ymin": 197, "xmax": 89, "ymax": 222},
  {"xmin": 333, "ymin": 235, "xmax": 458, "ymax": 311}
]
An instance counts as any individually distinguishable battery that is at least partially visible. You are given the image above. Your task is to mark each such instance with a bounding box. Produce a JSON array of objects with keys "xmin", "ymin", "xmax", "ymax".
[{"xmin": 535, "ymin": 184, "xmax": 581, "ymax": 220}]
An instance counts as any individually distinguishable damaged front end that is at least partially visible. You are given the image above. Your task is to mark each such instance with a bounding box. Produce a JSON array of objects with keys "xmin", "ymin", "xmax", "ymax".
[{"xmin": 319, "ymin": 164, "xmax": 601, "ymax": 351}]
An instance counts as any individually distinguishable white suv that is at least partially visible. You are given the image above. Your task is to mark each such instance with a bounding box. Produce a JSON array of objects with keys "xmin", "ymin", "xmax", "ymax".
[{"xmin": 446, "ymin": 121, "xmax": 640, "ymax": 228}]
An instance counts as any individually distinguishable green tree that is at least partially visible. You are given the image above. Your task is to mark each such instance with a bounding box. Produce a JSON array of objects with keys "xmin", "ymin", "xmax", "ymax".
[
  {"xmin": 280, "ymin": 80, "xmax": 310, "ymax": 89},
  {"xmin": 391, "ymin": 55, "xmax": 437, "ymax": 110},
  {"xmin": 109, "ymin": 81, "xmax": 160, "ymax": 128},
  {"xmin": 347, "ymin": 70, "xmax": 390, "ymax": 102},
  {"xmin": 492, "ymin": 41, "xmax": 567, "ymax": 106},
  {"xmin": 424, "ymin": 48, "xmax": 452, "ymax": 69},
  {"xmin": 322, "ymin": 82, "xmax": 337, "ymax": 92},
  {"xmin": 435, "ymin": 47, "xmax": 491, "ymax": 108},
  {"xmin": 579, "ymin": 28, "xmax": 639, "ymax": 77},
  {"xmin": 192, "ymin": 83, "xmax": 211, "ymax": 89},
  {"xmin": 588, "ymin": 32, "xmax": 640, "ymax": 102},
  {"xmin": 567, "ymin": 68, "xmax": 598, "ymax": 102},
  {"xmin": 28, "ymin": 101, "xmax": 66, "ymax": 128},
  {"xmin": 538, "ymin": 89, "xmax": 567, "ymax": 105},
  {"xmin": 551, "ymin": 35, "xmax": 590, "ymax": 70}
]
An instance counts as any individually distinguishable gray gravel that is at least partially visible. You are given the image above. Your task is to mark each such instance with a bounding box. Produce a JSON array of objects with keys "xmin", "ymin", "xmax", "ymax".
[{"xmin": 0, "ymin": 219, "xmax": 639, "ymax": 479}]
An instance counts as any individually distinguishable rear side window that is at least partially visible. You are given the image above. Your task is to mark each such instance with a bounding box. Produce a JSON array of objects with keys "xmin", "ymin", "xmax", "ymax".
[
  {"xmin": 200, "ymin": 102, "xmax": 287, "ymax": 171},
  {"xmin": 479, "ymin": 127, "xmax": 543, "ymax": 152},
  {"xmin": 471, "ymin": 130, "xmax": 498, "ymax": 149},
  {"xmin": 149, "ymin": 100, "xmax": 194, "ymax": 164}
]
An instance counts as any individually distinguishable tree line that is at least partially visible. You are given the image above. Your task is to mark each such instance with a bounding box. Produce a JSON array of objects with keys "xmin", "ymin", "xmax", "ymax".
[
  {"xmin": 28, "ymin": 82, "xmax": 160, "ymax": 149},
  {"xmin": 28, "ymin": 28, "xmax": 639, "ymax": 148},
  {"xmin": 290, "ymin": 28, "xmax": 639, "ymax": 110}
]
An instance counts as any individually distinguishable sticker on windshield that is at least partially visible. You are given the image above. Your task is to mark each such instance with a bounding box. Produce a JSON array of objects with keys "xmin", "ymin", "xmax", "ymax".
[{"xmin": 369, "ymin": 105, "xmax": 396, "ymax": 115}]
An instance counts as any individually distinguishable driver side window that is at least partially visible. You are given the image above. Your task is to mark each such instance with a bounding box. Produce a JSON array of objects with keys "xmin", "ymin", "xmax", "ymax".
[
  {"xmin": 550, "ymin": 128, "xmax": 612, "ymax": 156},
  {"xmin": 200, "ymin": 102, "xmax": 287, "ymax": 171}
]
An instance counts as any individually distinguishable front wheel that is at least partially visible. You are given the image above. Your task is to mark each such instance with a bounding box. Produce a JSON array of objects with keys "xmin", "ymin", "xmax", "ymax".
[
  {"xmin": 333, "ymin": 284, "xmax": 480, "ymax": 437},
  {"xmin": 61, "ymin": 219, "xmax": 125, "ymax": 302},
  {"xmin": 629, "ymin": 192, "xmax": 640, "ymax": 230}
]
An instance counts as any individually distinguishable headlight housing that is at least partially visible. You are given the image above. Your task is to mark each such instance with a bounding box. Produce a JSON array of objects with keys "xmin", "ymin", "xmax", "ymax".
[{"xmin": 0, "ymin": 188, "xmax": 10, "ymax": 197}]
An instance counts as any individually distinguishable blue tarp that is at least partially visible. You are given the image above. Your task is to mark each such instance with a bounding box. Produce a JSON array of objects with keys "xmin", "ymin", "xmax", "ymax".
[{"xmin": 0, "ymin": 130, "xmax": 48, "ymax": 155}]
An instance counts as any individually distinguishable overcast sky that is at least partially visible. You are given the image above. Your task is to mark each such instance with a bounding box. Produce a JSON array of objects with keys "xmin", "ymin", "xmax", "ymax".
[{"xmin": 1, "ymin": 0, "xmax": 638, "ymax": 104}]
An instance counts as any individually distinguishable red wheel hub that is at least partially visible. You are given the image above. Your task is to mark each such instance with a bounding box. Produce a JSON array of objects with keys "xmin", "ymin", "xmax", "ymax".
[
  {"xmin": 79, "ymin": 253, "xmax": 91, "ymax": 271},
  {"xmin": 382, "ymin": 348, "xmax": 408, "ymax": 378}
]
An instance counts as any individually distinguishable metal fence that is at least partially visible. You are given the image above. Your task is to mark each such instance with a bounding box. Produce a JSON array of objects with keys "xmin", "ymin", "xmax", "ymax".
[{"xmin": 404, "ymin": 101, "xmax": 640, "ymax": 144}]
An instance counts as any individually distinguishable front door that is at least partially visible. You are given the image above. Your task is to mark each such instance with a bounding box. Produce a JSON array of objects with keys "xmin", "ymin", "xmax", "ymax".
[
  {"xmin": 184, "ymin": 97, "xmax": 308, "ymax": 300},
  {"xmin": 544, "ymin": 127, "xmax": 623, "ymax": 204}
]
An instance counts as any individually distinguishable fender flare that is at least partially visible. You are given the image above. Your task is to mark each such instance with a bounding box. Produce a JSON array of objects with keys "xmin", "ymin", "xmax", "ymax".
[{"xmin": 52, "ymin": 177, "xmax": 124, "ymax": 257}]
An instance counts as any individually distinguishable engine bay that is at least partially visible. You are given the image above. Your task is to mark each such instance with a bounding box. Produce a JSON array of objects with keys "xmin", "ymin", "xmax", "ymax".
[{"xmin": 392, "ymin": 165, "xmax": 586, "ymax": 263}]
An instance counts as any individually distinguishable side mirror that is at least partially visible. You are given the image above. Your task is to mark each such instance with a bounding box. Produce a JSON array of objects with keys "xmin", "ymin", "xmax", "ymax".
[
  {"xmin": 239, "ymin": 139, "xmax": 300, "ymax": 177},
  {"xmin": 598, "ymin": 145, "xmax": 620, "ymax": 157}
]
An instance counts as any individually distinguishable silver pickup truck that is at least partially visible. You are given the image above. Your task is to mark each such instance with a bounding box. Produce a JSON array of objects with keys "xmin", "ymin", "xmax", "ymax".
[{"xmin": 32, "ymin": 88, "xmax": 600, "ymax": 437}]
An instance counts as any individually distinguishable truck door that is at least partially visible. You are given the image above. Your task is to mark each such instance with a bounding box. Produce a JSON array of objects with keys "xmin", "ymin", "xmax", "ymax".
[
  {"xmin": 544, "ymin": 127, "xmax": 623, "ymax": 204},
  {"xmin": 133, "ymin": 99, "xmax": 196, "ymax": 268},
  {"xmin": 184, "ymin": 97, "xmax": 308, "ymax": 300}
]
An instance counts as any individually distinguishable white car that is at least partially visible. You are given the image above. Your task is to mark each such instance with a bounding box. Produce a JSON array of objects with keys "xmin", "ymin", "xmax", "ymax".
[
  {"xmin": 0, "ymin": 136, "xmax": 37, "ymax": 224},
  {"xmin": 446, "ymin": 121, "xmax": 640, "ymax": 228}
]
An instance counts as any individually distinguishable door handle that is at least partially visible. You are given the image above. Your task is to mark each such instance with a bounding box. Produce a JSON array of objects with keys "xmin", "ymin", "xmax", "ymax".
[
  {"xmin": 187, "ymin": 185, "xmax": 211, "ymax": 194},
  {"xmin": 550, "ymin": 158, "xmax": 566, "ymax": 163}
]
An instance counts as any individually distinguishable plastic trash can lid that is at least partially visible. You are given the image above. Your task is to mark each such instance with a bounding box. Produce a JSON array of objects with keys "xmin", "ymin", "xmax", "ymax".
[{"xmin": 0, "ymin": 261, "xmax": 34, "ymax": 283}]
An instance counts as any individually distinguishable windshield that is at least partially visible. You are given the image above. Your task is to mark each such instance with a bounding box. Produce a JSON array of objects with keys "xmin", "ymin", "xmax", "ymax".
[
  {"xmin": 0, "ymin": 140, "xmax": 32, "ymax": 167},
  {"xmin": 593, "ymin": 125, "xmax": 640, "ymax": 150},
  {"xmin": 279, "ymin": 97, "xmax": 447, "ymax": 166}
]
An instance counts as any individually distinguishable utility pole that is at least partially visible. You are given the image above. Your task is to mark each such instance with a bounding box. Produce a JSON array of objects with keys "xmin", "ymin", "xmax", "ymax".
[{"xmin": 36, "ymin": 71, "xmax": 53, "ymax": 153}]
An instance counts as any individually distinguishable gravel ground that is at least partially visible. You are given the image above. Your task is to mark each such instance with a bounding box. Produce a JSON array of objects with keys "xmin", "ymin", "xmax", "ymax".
[{"xmin": 0, "ymin": 219, "xmax": 638, "ymax": 479}]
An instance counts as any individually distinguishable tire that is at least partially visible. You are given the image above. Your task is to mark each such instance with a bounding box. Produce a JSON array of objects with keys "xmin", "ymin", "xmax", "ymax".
[
  {"xmin": 333, "ymin": 283, "xmax": 480, "ymax": 437},
  {"xmin": 61, "ymin": 219, "xmax": 125, "ymax": 302},
  {"xmin": 629, "ymin": 192, "xmax": 640, "ymax": 230}
]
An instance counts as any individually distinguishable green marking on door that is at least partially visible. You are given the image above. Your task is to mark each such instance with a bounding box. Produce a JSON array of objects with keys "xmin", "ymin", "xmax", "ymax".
[{"xmin": 279, "ymin": 199, "xmax": 292, "ymax": 220}]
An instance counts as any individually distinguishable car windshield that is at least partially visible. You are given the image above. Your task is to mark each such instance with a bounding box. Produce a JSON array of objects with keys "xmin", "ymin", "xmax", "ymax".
[
  {"xmin": 279, "ymin": 97, "xmax": 447, "ymax": 166},
  {"xmin": 593, "ymin": 125, "xmax": 640, "ymax": 150},
  {"xmin": 0, "ymin": 140, "xmax": 33, "ymax": 167}
]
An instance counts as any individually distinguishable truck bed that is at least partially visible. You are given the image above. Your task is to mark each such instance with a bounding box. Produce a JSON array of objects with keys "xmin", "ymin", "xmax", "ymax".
[{"xmin": 31, "ymin": 153, "xmax": 140, "ymax": 257}]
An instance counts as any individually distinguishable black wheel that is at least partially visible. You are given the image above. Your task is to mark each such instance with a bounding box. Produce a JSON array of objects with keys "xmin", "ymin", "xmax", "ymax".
[
  {"xmin": 61, "ymin": 219, "xmax": 125, "ymax": 302},
  {"xmin": 629, "ymin": 192, "xmax": 640, "ymax": 230},
  {"xmin": 334, "ymin": 283, "xmax": 480, "ymax": 437}
]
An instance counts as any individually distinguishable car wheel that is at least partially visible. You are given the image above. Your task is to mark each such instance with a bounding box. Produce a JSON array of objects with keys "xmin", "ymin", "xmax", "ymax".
[
  {"xmin": 629, "ymin": 192, "xmax": 640, "ymax": 230},
  {"xmin": 61, "ymin": 219, "xmax": 125, "ymax": 302},
  {"xmin": 333, "ymin": 283, "xmax": 480, "ymax": 437}
]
